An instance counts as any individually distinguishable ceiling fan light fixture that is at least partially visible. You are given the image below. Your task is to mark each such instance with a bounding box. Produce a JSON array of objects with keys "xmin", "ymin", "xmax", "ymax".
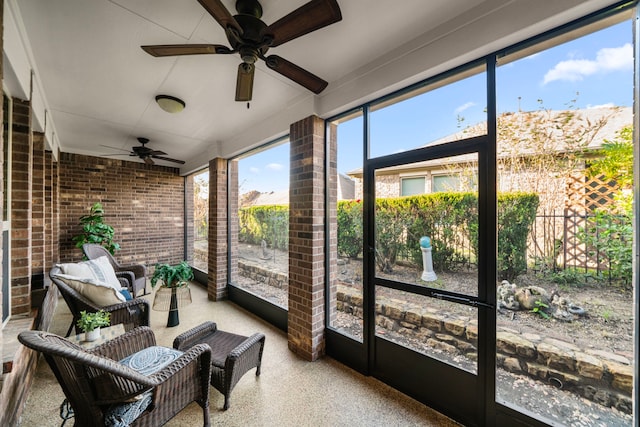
[{"xmin": 155, "ymin": 94, "xmax": 186, "ymax": 113}]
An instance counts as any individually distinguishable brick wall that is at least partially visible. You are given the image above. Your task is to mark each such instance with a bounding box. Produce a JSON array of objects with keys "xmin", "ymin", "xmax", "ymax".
[
  {"xmin": 57, "ymin": 152, "xmax": 185, "ymax": 267},
  {"xmin": 208, "ymin": 157, "xmax": 229, "ymax": 300},
  {"xmin": 0, "ymin": 0, "xmax": 4, "ymax": 377},
  {"xmin": 288, "ymin": 115, "xmax": 326, "ymax": 361},
  {"xmin": 45, "ymin": 150, "xmax": 59, "ymax": 271},
  {"xmin": 31, "ymin": 132, "xmax": 45, "ymax": 289},
  {"xmin": 10, "ymin": 98, "xmax": 32, "ymax": 315}
]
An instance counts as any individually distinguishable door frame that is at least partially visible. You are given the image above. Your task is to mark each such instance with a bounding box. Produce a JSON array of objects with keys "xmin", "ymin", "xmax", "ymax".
[{"xmin": 364, "ymin": 135, "xmax": 495, "ymax": 426}]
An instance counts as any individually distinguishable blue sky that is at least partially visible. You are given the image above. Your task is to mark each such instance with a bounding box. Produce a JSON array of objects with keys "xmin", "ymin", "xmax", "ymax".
[{"xmin": 236, "ymin": 20, "xmax": 632, "ymax": 194}]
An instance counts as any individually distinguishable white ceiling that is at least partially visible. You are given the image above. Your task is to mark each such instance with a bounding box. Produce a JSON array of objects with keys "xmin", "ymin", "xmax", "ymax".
[{"xmin": 4, "ymin": 0, "xmax": 620, "ymax": 174}]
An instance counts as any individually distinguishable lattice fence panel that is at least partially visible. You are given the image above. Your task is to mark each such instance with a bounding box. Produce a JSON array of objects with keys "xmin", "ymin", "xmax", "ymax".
[{"xmin": 565, "ymin": 173, "xmax": 618, "ymax": 212}]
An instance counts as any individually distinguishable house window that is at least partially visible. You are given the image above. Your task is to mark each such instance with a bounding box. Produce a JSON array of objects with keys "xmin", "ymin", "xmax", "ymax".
[
  {"xmin": 432, "ymin": 174, "xmax": 460, "ymax": 192},
  {"xmin": 400, "ymin": 176, "xmax": 425, "ymax": 196}
]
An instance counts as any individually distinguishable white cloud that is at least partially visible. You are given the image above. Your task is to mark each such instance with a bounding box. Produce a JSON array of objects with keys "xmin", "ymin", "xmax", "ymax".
[
  {"xmin": 587, "ymin": 102, "xmax": 615, "ymax": 109},
  {"xmin": 266, "ymin": 163, "xmax": 283, "ymax": 171},
  {"xmin": 543, "ymin": 43, "xmax": 632, "ymax": 85},
  {"xmin": 250, "ymin": 167, "xmax": 260, "ymax": 174},
  {"xmin": 455, "ymin": 102, "xmax": 476, "ymax": 114}
]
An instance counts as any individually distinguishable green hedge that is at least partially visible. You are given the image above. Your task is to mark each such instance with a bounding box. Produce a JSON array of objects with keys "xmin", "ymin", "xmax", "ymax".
[
  {"xmin": 239, "ymin": 191, "xmax": 539, "ymax": 280},
  {"xmin": 238, "ymin": 205, "xmax": 289, "ymax": 249},
  {"xmin": 337, "ymin": 192, "xmax": 538, "ymax": 279},
  {"xmin": 497, "ymin": 193, "xmax": 539, "ymax": 280}
]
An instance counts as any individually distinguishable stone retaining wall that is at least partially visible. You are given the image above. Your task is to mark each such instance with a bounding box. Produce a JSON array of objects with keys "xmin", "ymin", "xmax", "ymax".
[
  {"xmin": 338, "ymin": 286, "xmax": 633, "ymax": 414},
  {"xmin": 237, "ymin": 263, "xmax": 633, "ymax": 414},
  {"xmin": 238, "ymin": 261, "xmax": 288, "ymax": 289}
]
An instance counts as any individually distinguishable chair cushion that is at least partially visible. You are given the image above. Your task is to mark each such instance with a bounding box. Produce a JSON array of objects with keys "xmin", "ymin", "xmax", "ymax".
[
  {"xmin": 103, "ymin": 346, "xmax": 184, "ymax": 427},
  {"xmin": 53, "ymin": 274, "xmax": 126, "ymax": 306},
  {"xmin": 57, "ymin": 256, "xmax": 121, "ymax": 289},
  {"xmin": 119, "ymin": 346, "xmax": 184, "ymax": 375}
]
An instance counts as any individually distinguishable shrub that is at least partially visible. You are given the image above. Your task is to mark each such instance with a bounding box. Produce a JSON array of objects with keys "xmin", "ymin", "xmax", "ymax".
[
  {"xmin": 238, "ymin": 205, "xmax": 289, "ymax": 249},
  {"xmin": 337, "ymin": 200, "xmax": 363, "ymax": 258},
  {"xmin": 578, "ymin": 194, "xmax": 632, "ymax": 287},
  {"xmin": 497, "ymin": 193, "xmax": 539, "ymax": 281}
]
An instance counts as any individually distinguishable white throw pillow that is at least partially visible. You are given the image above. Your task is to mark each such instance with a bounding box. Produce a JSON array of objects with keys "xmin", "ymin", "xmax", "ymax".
[
  {"xmin": 57, "ymin": 256, "xmax": 122, "ymax": 290},
  {"xmin": 86, "ymin": 256, "xmax": 122, "ymax": 289},
  {"xmin": 53, "ymin": 274, "xmax": 126, "ymax": 306},
  {"xmin": 57, "ymin": 261, "xmax": 94, "ymax": 278}
]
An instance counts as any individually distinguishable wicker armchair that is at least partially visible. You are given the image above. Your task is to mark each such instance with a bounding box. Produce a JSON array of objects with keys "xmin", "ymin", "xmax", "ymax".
[
  {"xmin": 19, "ymin": 327, "xmax": 212, "ymax": 427},
  {"xmin": 82, "ymin": 243, "xmax": 148, "ymax": 297},
  {"xmin": 173, "ymin": 321, "xmax": 265, "ymax": 409},
  {"xmin": 50, "ymin": 266, "xmax": 150, "ymax": 337}
]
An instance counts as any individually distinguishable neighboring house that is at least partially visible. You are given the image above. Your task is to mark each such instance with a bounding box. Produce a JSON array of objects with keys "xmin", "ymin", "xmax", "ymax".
[
  {"xmin": 347, "ymin": 106, "xmax": 631, "ymax": 213},
  {"xmin": 239, "ymin": 173, "xmax": 356, "ymax": 208}
]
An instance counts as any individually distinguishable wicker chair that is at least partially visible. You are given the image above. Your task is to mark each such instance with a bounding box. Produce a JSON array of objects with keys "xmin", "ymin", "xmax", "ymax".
[
  {"xmin": 173, "ymin": 321, "xmax": 265, "ymax": 410},
  {"xmin": 82, "ymin": 243, "xmax": 148, "ymax": 297},
  {"xmin": 19, "ymin": 327, "xmax": 212, "ymax": 427},
  {"xmin": 50, "ymin": 266, "xmax": 150, "ymax": 337}
]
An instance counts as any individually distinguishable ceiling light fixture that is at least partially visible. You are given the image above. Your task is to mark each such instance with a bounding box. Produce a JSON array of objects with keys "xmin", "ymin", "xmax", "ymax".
[{"xmin": 155, "ymin": 94, "xmax": 185, "ymax": 113}]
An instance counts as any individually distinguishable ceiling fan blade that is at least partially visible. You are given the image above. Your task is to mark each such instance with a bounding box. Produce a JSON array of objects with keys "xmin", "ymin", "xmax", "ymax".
[
  {"xmin": 265, "ymin": 55, "xmax": 327, "ymax": 94},
  {"xmin": 99, "ymin": 144, "xmax": 131, "ymax": 153},
  {"xmin": 152, "ymin": 155, "xmax": 186, "ymax": 164},
  {"xmin": 143, "ymin": 157, "xmax": 155, "ymax": 165},
  {"xmin": 141, "ymin": 44, "xmax": 232, "ymax": 57},
  {"xmin": 148, "ymin": 150, "xmax": 168, "ymax": 156},
  {"xmin": 235, "ymin": 63, "xmax": 255, "ymax": 102},
  {"xmin": 265, "ymin": 0, "xmax": 342, "ymax": 47},
  {"xmin": 197, "ymin": 0, "xmax": 243, "ymax": 35}
]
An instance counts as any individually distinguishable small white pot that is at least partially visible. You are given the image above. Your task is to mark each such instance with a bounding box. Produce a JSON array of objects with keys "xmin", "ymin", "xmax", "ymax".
[{"xmin": 85, "ymin": 327, "xmax": 101, "ymax": 342}]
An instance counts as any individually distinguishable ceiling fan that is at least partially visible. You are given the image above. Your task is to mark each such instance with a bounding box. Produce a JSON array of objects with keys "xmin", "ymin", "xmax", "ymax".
[
  {"xmin": 141, "ymin": 0, "xmax": 342, "ymax": 102},
  {"xmin": 102, "ymin": 138, "xmax": 186, "ymax": 165}
]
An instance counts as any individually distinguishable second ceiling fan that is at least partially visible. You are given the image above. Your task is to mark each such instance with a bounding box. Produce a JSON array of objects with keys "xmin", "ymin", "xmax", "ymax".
[{"xmin": 142, "ymin": 0, "xmax": 342, "ymax": 102}]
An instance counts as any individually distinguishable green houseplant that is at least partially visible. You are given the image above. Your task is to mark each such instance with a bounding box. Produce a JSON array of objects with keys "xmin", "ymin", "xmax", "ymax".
[
  {"xmin": 151, "ymin": 262, "xmax": 193, "ymax": 327},
  {"xmin": 72, "ymin": 202, "xmax": 120, "ymax": 255},
  {"xmin": 151, "ymin": 261, "xmax": 193, "ymax": 289},
  {"xmin": 76, "ymin": 310, "xmax": 111, "ymax": 341}
]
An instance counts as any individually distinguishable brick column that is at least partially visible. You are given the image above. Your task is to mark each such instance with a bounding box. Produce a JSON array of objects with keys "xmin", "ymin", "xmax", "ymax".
[
  {"xmin": 10, "ymin": 98, "xmax": 32, "ymax": 315},
  {"xmin": 208, "ymin": 157, "xmax": 228, "ymax": 300},
  {"xmin": 288, "ymin": 115, "xmax": 326, "ymax": 361},
  {"xmin": 48, "ymin": 151, "xmax": 59, "ymax": 264},
  {"xmin": 327, "ymin": 122, "xmax": 338, "ymax": 327},
  {"xmin": 31, "ymin": 132, "xmax": 45, "ymax": 290},
  {"xmin": 0, "ymin": 0, "xmax": 4, "ymax": 338},
  {"xmin": 228, "ymin": 160, "xmax": 238, "ymax": 290}
]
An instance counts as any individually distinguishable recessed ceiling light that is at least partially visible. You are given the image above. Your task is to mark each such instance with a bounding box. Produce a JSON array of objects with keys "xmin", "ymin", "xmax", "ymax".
[{"xmin": 155, "ymin": 94, "xmax": 185, "ymax": 113}]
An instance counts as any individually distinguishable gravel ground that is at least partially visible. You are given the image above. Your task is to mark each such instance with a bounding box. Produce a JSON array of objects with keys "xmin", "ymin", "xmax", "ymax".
[{"xmin": 235, "ymin": 245, "xmax": 634, "ymax": 426}]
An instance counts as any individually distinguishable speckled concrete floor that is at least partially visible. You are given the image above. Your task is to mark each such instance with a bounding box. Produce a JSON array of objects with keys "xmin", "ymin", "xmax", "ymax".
[{"xmin": 20, "ymin": 284, "xmax": 461, "ymax": 427}]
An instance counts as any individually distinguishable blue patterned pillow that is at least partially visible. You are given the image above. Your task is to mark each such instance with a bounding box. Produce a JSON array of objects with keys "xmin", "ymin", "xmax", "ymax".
[{"xmin": 103, "ymin": 346, "xmax": 183, "ymax": 426}]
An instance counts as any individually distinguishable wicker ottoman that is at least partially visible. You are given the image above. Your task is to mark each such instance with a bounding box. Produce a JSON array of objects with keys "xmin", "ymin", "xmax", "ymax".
[{"xmin": 173, "ymin": 321, "xmax": 265, "ymax": 410}]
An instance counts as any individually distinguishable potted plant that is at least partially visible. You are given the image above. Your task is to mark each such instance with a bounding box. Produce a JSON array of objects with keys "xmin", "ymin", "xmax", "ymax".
[
  {"xmin": 76, "ymin": 310, "xmax": 111, "ymax": 341},
  {"xmin": 151, "ymin": 261, "xmax": 193, "ymax": 288},
  {"xmin": 151, "ymin": 262, "xmax": 193, "ymax": 327},
  {"xmin": 72, "ymin": 202, "xmax": 120, "ymax": 255}
]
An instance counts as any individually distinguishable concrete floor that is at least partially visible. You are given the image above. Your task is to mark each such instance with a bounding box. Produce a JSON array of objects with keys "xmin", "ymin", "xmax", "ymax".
[{"xmin": 20, "ymin": 283, "xmax": 461, "ymax": 426}]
